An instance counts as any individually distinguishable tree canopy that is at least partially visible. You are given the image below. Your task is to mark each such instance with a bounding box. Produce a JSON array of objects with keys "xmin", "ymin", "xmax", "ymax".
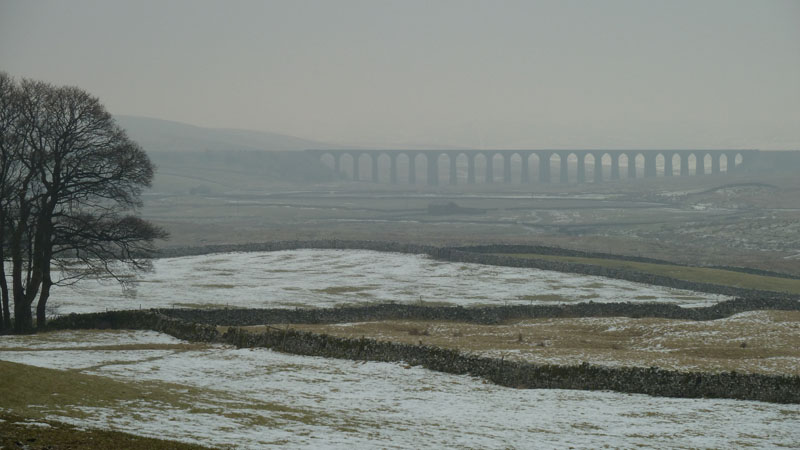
[{"xmin": 0, "ymin": 73, "xmax": 167, "ymax": 333}]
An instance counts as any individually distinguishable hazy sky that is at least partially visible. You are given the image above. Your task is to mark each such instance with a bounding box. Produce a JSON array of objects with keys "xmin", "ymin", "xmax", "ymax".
[{"xmin": 2, "ymin": 0, "xmax": 799, "ymax": 149}]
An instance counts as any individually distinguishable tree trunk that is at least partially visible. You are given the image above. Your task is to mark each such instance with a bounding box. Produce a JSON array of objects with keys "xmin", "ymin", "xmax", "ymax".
[
  {"xmin": 0, "ymin": 261, "xmax": 9, "ymax": 331},
  {"xmin": 34, "ymin": 210, "xmax": 54, "ymax": 329},
  {"xmin": 0, "ymin": 277, "xmax": 5, "ymax": 331},
  {"xmin": 0, "ymin": 208, "xmax": 11, "ymax": 331},
  {"xmin": 0, "ymin": 178, "xmax": 7, "ymax": 331},
  {"xmin": 35, "ymin": 289, "xmax": 49, "ymax": 329},
  {"xmin": 11, "ymin": 227, "xmax": 38, "ymax": 334},
  {"xmin": 13, "ymin": 291, "xmax": 32, "ymax": 334},
  {"xmin": 0, "ymin": 238, "xmax": 11, "ymax": 331},
  {"xmin": 0, "ymin": 252, "xmax": 5, "ymax": 330},
  {"xmin": 36, "ymin": 271, "xmax": 52, "ymax": 329}
]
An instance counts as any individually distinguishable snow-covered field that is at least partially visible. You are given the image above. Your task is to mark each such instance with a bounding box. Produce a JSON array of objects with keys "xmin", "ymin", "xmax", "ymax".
[
  {"xmin": 3, "ymin": 251, "xmax": 793, "ymax": 448},
  {"xmin": 1, "ymin": 330, "xmax": 797, "ymax": 449},
  {"xmin": 48, "ymin": 249, "xmax": 728, "ymax": 314}
]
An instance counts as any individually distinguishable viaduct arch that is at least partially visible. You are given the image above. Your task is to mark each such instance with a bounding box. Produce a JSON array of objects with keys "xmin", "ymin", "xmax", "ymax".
[{"xmin": 307, "ymin": 149, "xmax": 758, "ymax": 186}]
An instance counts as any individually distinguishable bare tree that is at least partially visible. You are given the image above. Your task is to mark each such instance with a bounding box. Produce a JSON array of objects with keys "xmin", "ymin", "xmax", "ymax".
[
  {"xmin": 0, "ymin": 72, "xmax": 19, "ymax": 331},
  {"xmin": 0, "ymin": 73, "xmax": 167, "ymax": 333}
]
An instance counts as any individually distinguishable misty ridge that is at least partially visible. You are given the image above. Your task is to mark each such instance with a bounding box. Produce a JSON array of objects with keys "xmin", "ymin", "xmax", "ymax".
[{"xmin": 115, "ymin": 115, "xmax": 335, "ymax": 153}]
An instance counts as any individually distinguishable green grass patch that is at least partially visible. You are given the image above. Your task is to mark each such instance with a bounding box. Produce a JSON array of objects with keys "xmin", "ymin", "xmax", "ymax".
[
  {"xmin": 0, "ymin": 358, "xmax": 346, "ymax": 443},
  {"xmin": 0, "ymin": 360, "xmax": 203, "ymax": 419},
  {"xmin": 313, "ymin": 286, "xmax": 375, "ymax": 295},
  {"xmin": 496, "ymin": 253, "xmax": 800, "ymax": 294},
  {"xmin": 0, "ymin": 411, "xmax": 211, "ymax": 450}
]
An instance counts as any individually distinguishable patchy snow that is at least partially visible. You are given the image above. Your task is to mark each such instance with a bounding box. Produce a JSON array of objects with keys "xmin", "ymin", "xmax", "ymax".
[
  {"xmin": 14, "ymin": 421, "xmax": 52, "ymax": 428},
  {"xmin": 0, "ymin": 329, "xmax": 183, "ymax": 350},
  {"xmin": 2, "ymin": 330, "xmax": 798, "ymax": 449},
  {"xmin": 0, "ymin": 349, "xmax": 180, "ymax": 371},
  {"xmin": 46, "ymin": 249, "xmax": 728, "ymax": 314}
]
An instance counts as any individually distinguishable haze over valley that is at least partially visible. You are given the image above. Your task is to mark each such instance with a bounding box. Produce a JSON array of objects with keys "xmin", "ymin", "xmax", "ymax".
[{"xmin": 2, "ymin": 1, "xmax": 800, "ymax": 448}]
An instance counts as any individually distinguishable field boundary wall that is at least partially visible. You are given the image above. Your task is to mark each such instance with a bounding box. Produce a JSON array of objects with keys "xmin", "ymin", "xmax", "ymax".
[
  {"xmin": 46, "ymin": 308, "xmax": 800, "ymax": 404},
  {"xmin": 155, "ymin": 297, "xmax": 800, "ymax": 326}
]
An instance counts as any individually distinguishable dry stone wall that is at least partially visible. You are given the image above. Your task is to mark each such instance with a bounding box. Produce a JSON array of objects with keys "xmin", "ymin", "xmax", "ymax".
[
  {"xmin": 47, "ymin": 309, "xmax": 221, "ymax": 342},
  {"xmin": 46, "ymin": 307, "xmax": 800, "ymax": 404},
  {"xmin": 223, "ymin": 326, "xmax": 800, "ymax": 404},
  {"xmin": 157, "ymin": 297, "xmax": 800, "ymax": 326}
]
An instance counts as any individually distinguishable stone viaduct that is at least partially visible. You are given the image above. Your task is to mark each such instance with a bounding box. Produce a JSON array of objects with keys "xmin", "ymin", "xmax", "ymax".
[{"xmin": 306, "ymin": 149, "xmax": 758, "ymax": 186}]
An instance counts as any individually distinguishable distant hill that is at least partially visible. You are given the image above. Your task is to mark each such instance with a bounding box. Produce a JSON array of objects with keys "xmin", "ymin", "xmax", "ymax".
[
  {"xmin": 115, "ymin": 115, "xmax": 337, "ymax": 153},
  {"xmin": 112, "ymin": 116, "xmax": 342, "ymax": 192}
]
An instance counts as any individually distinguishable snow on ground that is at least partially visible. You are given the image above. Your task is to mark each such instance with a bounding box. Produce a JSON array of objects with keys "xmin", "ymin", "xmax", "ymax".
[
  {"xmin": 1, "ymin": 330, "xmax": 798, "ymax": 449},
  {"xmin": 0, "ymin": 329, "xmax": 182, "ymax": 350},
  {"xmin": 47, "ymin": 249, "xmax": 728, "ymax": 314}
]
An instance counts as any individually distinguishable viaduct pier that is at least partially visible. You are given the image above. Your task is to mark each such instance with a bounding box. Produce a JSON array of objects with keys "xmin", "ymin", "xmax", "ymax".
[{"xmin": 307, "ymin": 149, "xmax": 758, "ymax": 186}]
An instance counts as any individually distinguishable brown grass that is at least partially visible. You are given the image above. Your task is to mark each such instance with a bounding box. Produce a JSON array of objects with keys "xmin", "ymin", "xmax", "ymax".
[{"xmin": 284, "ymin": 310, "xmax": 800, "ymax": 375}]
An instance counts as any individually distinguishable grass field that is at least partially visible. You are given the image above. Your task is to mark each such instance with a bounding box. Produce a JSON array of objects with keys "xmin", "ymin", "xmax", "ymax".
[
  {"xmin": 3, "ymin": 329, "xmax": 799, "ymax": 448},
  {"xmin": 287, "ymin": 310, "xmax": 800, "ymax": 375},
  {"xmin": 0, "ymin": 411, "xmax": 211, "ymax": 450},
  {"xmin": 0, "ymin": 359, "xmax": 215, "ymax": 449},
  {"xmin": 496, "ymin": 253, "xmax": 800, "ymax": 294}
]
